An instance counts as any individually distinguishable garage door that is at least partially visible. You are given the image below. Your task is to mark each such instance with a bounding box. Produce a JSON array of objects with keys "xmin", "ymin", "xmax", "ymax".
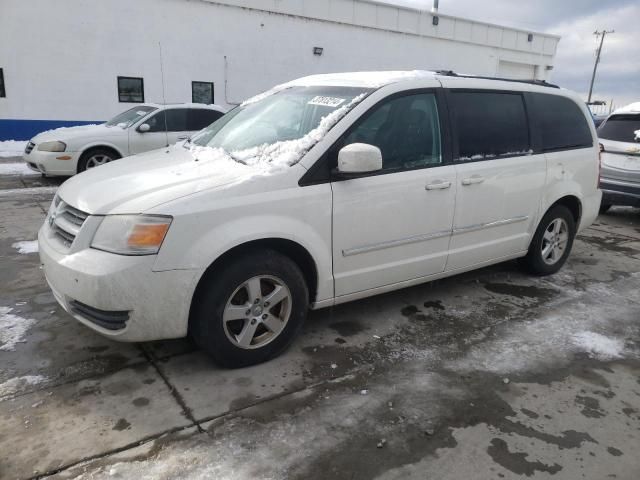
[{"xmin": 498, "ymin": 60, "xmax": 536, "ymax": 80}]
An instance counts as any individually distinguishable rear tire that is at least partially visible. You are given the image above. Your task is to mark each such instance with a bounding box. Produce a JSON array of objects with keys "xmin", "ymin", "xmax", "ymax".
[
  {"xmin": 190, "ymin": 249, "xmax": 309, "ymax": 368},
  {"xmin": 520, "ymin": 205, "xmax": 576, "ymax": 276},
  {"xmin": 77, "ymin": 148, "xmax": 119, "ymax": 173}
]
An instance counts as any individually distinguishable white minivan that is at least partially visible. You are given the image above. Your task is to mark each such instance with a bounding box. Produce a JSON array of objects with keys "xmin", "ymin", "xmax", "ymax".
[{"xmin": 39, "ymin": 71, "xmax": 601, "ymax": 367}]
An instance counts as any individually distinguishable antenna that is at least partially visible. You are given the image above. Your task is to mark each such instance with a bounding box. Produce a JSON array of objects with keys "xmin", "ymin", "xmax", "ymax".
[
  {"xmin": 587, "ymin": 30, "xmax": 614, "ymax": 104},
  {"xmin": 158, "ymin": 41, "xmax": 169, "ymax": 147}
]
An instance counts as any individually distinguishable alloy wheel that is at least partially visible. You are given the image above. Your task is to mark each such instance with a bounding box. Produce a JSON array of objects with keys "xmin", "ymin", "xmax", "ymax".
[{"xmin": 222, "ymin": 275, "xmax": 292, "ymax": 350}]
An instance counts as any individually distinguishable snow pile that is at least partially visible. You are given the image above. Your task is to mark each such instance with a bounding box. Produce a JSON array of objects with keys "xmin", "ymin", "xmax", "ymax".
[
  {"xmin": 196, "ymin": 94, "xmax": 366, "ymax": 170},
  {"xmin": 0, "ymin": 306, "xmax": 36, "ymax": 351},
  {"xmin": 38, "ymin": 123, "xmax": 101, "ymax": 135},
  {"xmin": 0, "ymin": 162, "xmax": 37, "ymax": 175},
  {"xmin": 0, "ymin": 375, "xmax": 47, "ymax": 398},
  {"xmin": 634, "ymin": 129, "xmax": 640, "ymax": 141},
  {"xmin": 571, "ymin": 331, "xmax": 625, "ymax": 360},
  {"xmin": 0, "ymin": 140, "xmax": 27, "ymax": 158},
  {"xmin": 12, "ymin": 240, "xmax": 39, "ymax": 254}
]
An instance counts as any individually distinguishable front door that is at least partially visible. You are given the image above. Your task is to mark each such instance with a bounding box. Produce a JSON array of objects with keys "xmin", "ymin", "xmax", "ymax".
[
  {"xmin": 331, "ymin": 91, "xmax": 456, "ymax": 297},
  {"xmin": 444, "ymin": 89, "xmax": 545, "ymax": 270}
]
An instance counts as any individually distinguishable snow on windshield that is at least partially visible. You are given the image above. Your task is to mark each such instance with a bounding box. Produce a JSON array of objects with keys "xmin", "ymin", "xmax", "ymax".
[{"xmin": 190, "ymin": 92, "xmax": 368, "ymax": 171}]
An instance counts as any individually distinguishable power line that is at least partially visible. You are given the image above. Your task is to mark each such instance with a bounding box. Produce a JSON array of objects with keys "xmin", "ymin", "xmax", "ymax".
[{"xmin": 587, "ymin": 29, "xmax": 614, "ymax": 104}]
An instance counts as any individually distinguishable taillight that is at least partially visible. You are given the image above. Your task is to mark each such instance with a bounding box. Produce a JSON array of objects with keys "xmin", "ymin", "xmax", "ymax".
[{"xmin": 598, "ymin": 143, "xmax": 604, "ymax": 188}]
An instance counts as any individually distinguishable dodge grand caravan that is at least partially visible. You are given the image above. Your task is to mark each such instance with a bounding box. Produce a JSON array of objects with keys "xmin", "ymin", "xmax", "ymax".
[{"xmin": 39, "ymin": 71, "xmax": 601, "ymax": 367}]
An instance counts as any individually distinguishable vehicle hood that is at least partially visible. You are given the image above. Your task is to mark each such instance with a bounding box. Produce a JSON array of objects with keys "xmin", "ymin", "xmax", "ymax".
[
  {"xmin": 57, "ymin": 145, "xmax": 285, "ymax": 215},
  {"xmin": 32, "ymin": 124, "xmax": 120, "ymax": 143}
]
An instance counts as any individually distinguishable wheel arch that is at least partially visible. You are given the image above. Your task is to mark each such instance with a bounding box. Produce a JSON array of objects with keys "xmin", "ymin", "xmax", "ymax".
[
  {"xmin": 78, "ymin": 144, "xmax": 124, "ymax": 172},
  {"xmin": 548, "ymin": 195, "xmax": 582, "ymax": 227},
  {"xmin": 188, "ymin": 237, "xmax": 319, "ymax": 329}
]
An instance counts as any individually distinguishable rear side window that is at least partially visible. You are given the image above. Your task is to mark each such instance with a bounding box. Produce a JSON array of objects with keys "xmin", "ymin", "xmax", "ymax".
[
  {"xmin": 529, "ymin": 93, "xmax": 593, "ymax": 151},
  {"xmin": 450, "ymin": 92, "xmax": 529, "ymax": 161},
  {"xmin": 598, "ymin": 114, "xmax": 640, "ymax": 143},
  {"xmin": 146, "ymin": 109, "xmax": 190, "ymax": 132},
  {"xmin": 188, "ymin": 109, "xmax": 224, "ymax": 131}
]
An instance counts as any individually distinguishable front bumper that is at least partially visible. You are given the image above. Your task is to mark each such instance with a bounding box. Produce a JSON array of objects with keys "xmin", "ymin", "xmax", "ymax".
[
  {"xmin": 23, "ymin": 149, "xmax": 80, "ymax": 176},
  {"xmin": 600, "ymin": 178, "xmax": 640, "ymax": 208},
  {"xmin": 38, "ymin": 226, "xmax": 201, "ymax": 342}
]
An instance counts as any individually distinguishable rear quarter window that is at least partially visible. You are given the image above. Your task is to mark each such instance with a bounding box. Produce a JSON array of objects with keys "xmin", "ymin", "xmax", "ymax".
[{"xmin": 529, "ymin": 93, "xmax": 593, "ymax": 151}]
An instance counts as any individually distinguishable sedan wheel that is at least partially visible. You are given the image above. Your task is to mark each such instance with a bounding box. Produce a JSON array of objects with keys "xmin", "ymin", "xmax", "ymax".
[{"xmin": 85, "ymin": 153, "xmax": 113, "ymax": 169}]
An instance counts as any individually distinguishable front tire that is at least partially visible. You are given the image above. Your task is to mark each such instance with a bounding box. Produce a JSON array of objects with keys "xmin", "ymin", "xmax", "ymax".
[
  {"xmin": 520, "ymin": 205, "xmax": 576, "ymax": 276},
  {"xmin": 190, "ymin": 249, "xmax": 309, "ymax": 368},
  {"xmin": 77, "ymin": 148, "xmax": 119, "ymax": 173}
]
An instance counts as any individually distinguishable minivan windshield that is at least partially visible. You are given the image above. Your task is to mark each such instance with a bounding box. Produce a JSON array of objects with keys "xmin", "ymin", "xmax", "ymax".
[
  {"xmin": 190, "ymin": 86, "xmax": 372, "ymax": 165},
  {"xmin": 598, "ymin": 114, "xmax": 640, "ymax": 143},
  {"xmin": 106, "ymin": 106, "xmax": 157, "ymax": 128}
]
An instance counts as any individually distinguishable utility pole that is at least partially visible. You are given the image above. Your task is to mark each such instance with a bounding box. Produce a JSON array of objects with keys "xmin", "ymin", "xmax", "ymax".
[{"xmin": 587, "ymin": 29, "xmax": 614, "ymax": 104}]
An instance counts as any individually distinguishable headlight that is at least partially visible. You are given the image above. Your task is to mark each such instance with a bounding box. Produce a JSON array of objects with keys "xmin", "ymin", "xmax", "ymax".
[
  {"xmin": 91, "ymin": 215, "xmax": 172, "ymax": 255},
  {"xmin": 38, "ymin": 141, "xmax": 67, "ymax": 152}
]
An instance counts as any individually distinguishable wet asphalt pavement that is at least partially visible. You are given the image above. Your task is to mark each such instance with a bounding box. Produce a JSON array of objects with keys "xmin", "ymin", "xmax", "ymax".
[{"xmin": 0, "ymin": 159, "xmax": 639, "ymax": 479}]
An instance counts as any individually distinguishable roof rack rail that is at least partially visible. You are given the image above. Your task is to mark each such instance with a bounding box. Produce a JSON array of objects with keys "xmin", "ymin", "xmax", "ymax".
[{"xmin": 434, "ymin": 70, "xmax": 560, "ymax": 89}]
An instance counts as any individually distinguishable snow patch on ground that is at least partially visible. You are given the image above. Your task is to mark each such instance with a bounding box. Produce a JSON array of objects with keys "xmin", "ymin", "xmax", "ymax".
[
  {"xmin": 0, "ymin": 162, "xmax": 37, "ymax": 176},
  {"xmin": 0, "ymin": 140, "xmax": 27, "ymax": 158},
  {"xmin": 0, "ymin": 375, "xmax": 47, "ymax": 398},
  {"xmin": 0, "ymin": 306, "xmax": 37, "ymax": 351},
  {"xmin": 0, "ymin": 186, "xmax": 59, "ymax": 197},
  {"xmin": 571, "ymin": 331, "xmax": 625, "ymax": 360},
  {"xmin": 12, "ymin": 240, "xmax": 39, "ymax": 254}
]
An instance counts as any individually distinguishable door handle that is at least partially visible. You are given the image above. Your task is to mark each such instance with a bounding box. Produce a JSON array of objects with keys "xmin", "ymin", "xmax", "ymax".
[
  {"xmin": 425, "ymin": 180, "xmax": 452, "ymax": 190},
  {"xmin": 461, "ymin": 175, "xmax": 485, "ymax": 186},
  {"xmin": 177, "ymin": 135, "xmax": 190, "ymax": 141}
]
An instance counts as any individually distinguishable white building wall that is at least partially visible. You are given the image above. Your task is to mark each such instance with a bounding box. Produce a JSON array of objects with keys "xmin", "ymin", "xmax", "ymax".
[{"xmin": 0, "ymin": 0, "xmax": 559, "ymax": 138}]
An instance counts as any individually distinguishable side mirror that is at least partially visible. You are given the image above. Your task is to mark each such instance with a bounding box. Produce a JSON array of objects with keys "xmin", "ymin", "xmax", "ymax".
[
  {"xmin": 138, "ymin": 123, "xmax": 150, "ymax": 133},
  {"xmin": 337, "ymin": 143, "xmax": 383, "ymax": 175}
]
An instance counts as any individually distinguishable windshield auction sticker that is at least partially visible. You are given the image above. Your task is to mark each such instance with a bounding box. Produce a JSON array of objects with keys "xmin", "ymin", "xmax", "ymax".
[{"xmin": 308, "ymin": 96, "xmax": 346, "ymax": 108}]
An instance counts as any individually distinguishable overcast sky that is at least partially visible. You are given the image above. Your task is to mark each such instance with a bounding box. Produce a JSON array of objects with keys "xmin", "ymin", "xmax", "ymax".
[{"xmin": 385, "ymin": 0, "xmax": 639, "ymax": 110}]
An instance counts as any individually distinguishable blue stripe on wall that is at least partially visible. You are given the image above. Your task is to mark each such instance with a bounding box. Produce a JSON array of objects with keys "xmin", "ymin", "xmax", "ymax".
[{"xmin": 0, "ymin": 119, "xmax": 105, "ymax": 141}]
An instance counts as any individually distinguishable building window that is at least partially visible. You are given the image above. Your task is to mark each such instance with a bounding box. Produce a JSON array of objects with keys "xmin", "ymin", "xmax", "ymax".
[
  {"xmin": 118, "ymin": 76, "xmax": 144, "ymax": 103},
  {"xmin": 192, "ymin": 81, "xmax": 214, "ymax": 104},
  {"xmin": 0, "ymin": 68, "xmax": 5, "ymax": 97}
]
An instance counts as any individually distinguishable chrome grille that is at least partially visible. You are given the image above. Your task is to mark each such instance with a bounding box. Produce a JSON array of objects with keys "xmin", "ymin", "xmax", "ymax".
[
  {"xmin": 25, "ymin": 142, "xmax": 35, "ymax": 154},
  {"xmin": 49, "ymin": 200, "xmax": 89, "ymax": 248}
]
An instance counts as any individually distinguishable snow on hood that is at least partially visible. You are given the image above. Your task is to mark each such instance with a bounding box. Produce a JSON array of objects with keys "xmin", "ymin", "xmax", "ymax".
[{"xmin": 32, "ymin": 124, "xmax": 113, "ymax": 143}]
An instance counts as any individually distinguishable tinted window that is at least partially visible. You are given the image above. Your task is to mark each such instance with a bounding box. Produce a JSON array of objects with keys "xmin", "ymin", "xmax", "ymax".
[
  {"xmin": 598, "ymin": 114, "xmax": 640, "ymax": 143},
  {"xmin": 450, "ymin": 92, "xmax": 529, "ymax": 161},
  {"xmin": 118, "ymin": 76, "xmax": 144, "ymax": 103},
  {"xmin": 145, "ymin": 109, "xmax": 190, "ymax": 132},
  {"xmin": 189, "ymin": 109, "xmax": 223, "ymax": 131},
  {"xmin": 0, "ymin": 68, "xmax": 5, "ymax": 97},
  {"xmin": 529, "ymin": 93, "xmax": 593, "ymax": 151},
  {"xmin": 192, "ymin": 81, "xmax": 214, "ymax": 104},
  {"xmin": 344, "ymin": 93, "xmax": 442, "ymax": 171}
]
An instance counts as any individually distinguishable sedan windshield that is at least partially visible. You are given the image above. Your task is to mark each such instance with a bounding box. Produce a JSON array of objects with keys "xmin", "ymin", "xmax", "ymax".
[
  {"xmin": 106, "ymin": 106, "xmax": 157, "ymax": 128},
  {"xmin": 598, "ymin": 114, "xmax": 640, "ymax": 143},
  {"xmin": 190, "ymin": 86, "xmax": 372, "ymax": 165}
]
